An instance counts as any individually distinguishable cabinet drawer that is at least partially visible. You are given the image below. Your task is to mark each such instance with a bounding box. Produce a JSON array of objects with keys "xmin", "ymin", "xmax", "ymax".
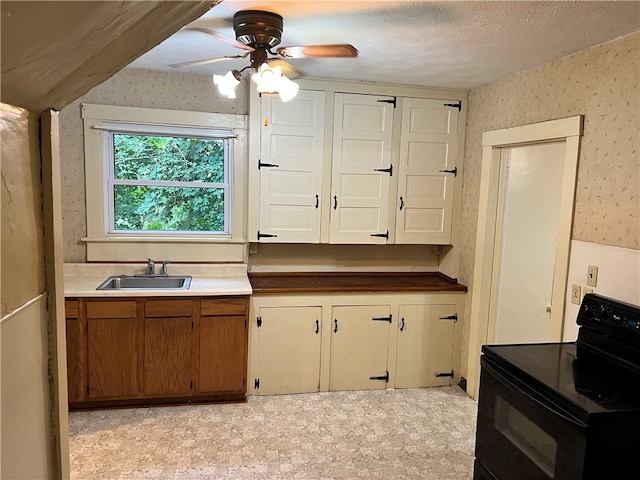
[
  {"xmin": 65, "ymin": 300, "xmax": 79, "ymax": 319},
  {"xmin": 201, "ymin": 296, "xmax": 247, "ymax": 316},
  {"xmin": 145, "ymin": 299, "xmax": 194, "ymax": 318},
  {"xmin": 87, "ymin": 300, "xmax": 137, "ymax": 319}
]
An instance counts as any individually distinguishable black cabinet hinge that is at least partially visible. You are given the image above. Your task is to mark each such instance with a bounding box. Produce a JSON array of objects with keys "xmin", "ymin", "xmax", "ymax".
[
  {"xmin": 439, "ymin": 167, "xmax": 457, "ymax": 176},
  {"xmin": 257, "ymin": 316, "xmax": 262, "ymax": 327},
  {"xmin": 374, "ymin": 165, "xmax": 393, "ymax": 176},
  {"xmin": 370, "ymin": 230, "xmax": 389, "ymax": 240},
  {"xmin": 436, "ymin": 370, "xmax": 454, "ymax": 378},
  {"xmin": 444, "ymin": 101, "xmax": 462, "ymax": 111},
  {"xmin": 369, "ymin": 371, "xmax": 389, "ymax": 382},
  {"xmin": 258, "ymin": 160, "xmax": 279, "ymax": 169},
  {"xmin": 257, "ymin": 231, "xmax": 278, "ymax": 240},
  {"xmin": 372, "ymin": 314, "xmax": 393, "ymax": 323},
  {"xmin": 254, "ymin": 378, "xmax": 260, "ymax": 389},
  {"xmin": 439, "ymin": 313, "xmax": 458, "ymax": 323},
  {"xmin": 378, "ymin": 97, "xmax": 397, "ymax": 108}
]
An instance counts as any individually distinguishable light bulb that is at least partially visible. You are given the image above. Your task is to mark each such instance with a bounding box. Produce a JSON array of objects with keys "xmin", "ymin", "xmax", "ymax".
[
  {"xmin": 278, "ymin": 74, "xmax": 299, "ymax": 102},
  {"xmin": 252, "ymin": 63, "xmax": 283, "ymax": 93},
  {"xmin": 213, "ymin": 70, "xmax": 241, "ymax": 99}
]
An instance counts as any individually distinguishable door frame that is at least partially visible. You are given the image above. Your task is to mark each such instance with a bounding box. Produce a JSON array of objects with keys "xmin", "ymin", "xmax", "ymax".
[{"xmin": 466, "ymin": 116, "xmax": 583, "ymax": 399}]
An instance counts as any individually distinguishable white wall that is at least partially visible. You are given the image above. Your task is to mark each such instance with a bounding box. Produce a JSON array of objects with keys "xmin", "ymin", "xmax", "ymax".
[{"xmin": 563, "ymin": 240, "xmax": 640, "ymax": 341}]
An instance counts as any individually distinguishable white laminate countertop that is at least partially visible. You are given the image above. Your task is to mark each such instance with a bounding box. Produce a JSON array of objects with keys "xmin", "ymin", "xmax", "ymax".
[{"xmin": 64, "ymin": 263, "xmax": 252, "ymax": 297}]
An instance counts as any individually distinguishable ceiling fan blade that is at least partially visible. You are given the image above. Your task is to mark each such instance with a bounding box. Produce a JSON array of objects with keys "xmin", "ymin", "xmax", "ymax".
[
  {"xmin": 185, "ymin": 27, "xmax": 255, "ymax": 52},
  {"xmin": 277, "ymin": 44, "xmax": 358, "ymax": 59},
  {"xmin": 170, "ymin": 52, "xmax": 249, "ymax": 69},
  {"xmin": 268, "ymin": 59, "xmax": 304, "ymax": 79}
]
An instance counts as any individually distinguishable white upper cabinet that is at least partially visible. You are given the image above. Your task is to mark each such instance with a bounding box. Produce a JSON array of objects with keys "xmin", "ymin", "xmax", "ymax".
[
  {"xmin": 395, "ymin": 98, "xmax": 459, "ymax": 244},
  {"xmin": 249, "ymin": 81, "xmax": 466, "ymax": 245},
  {"xmin": 329, "ymin": 94, "xmax": 395, "ymax": 244},
  {"xmin": 258, "ymin": 90, "xmax": 325, "ymax": 242}
]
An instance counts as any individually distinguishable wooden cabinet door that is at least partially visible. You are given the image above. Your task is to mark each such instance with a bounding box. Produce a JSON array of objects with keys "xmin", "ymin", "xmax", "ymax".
[
  {"xmin": 395, "ymin": 98, "xmax": 459, "ymax": 244},
  {"xmin": 65, "ymin": 300, "xmax": 84, "ymax": 403},
  {"xmin": 329, "ymin": 305, "xmax": 391, "ymax": 391},
  {"xmin": 198, "ymin": 315, "xmax": 247, "ymax": 394},
  {"xmin": 258, "ymin": 90, "xmax": 325, "ymax": 243},
  {"xmin": 143, "ymin": 317, "xmax": 192, "ymax": 396},
  {"xmin": 254, "ymin": 306, "xmax": 322, "ymax": 395},
  {"xmin": 87, "ymin": 300, "xmax": 139, "ymax": 400},
  {"xmin": 330, "ymin": 93, "xmax": 394, "ymax": 244},
  {"xmin": 395, "ymin": 304, "xmax": 456, "ymax": 388}
]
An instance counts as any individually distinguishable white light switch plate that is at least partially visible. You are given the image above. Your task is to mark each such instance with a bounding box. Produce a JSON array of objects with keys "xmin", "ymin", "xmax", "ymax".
[{"xmin": 587, "ymin": 265, "xmax": 598, "ymax": 287}]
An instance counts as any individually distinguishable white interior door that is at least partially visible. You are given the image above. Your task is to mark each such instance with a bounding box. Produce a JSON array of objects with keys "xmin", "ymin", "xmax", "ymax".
[
  {"xmin": 490, "ymin": 142, "xmax": 566, "ymax": 344},
  {"xmin": 259, "ymin": 91, "xmax": 325, "ymax": 242},
  {"xmin": 329, "ymin": 93, "xmax": 394, "ymax": 243}
]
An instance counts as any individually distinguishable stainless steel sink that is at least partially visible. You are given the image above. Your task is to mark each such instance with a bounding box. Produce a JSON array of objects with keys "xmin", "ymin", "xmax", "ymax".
[{"xmin": 96, "ymin": 275, "xmax": 192, "ymax": 290}]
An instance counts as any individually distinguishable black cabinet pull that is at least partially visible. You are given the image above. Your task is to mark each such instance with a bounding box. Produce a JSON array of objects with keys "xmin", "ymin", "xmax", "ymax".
[
  {"xmin": 372, "ymin": 315, "xmax": 392, "ymax": 323},
  {"xmin": 315, "ymin": 319, "xmax": 319, "ymax": 334},
  {"xmin": 333, "ymin": 195, "xmax": 337, "ymax": 210},
  {"xmin": 399, "ymin": 196, "xmax": 404, "ymax": 211},
  {"xmin": 333, "ymin": 319, "xmax": 338, "ymax": 333},
  {"xmin": 315, "ymin": 194, "xmax": 319, "ymax": 209},
  {"xmin": 400, "ymin": 317, "xmax": 405, "ymax": 332}
]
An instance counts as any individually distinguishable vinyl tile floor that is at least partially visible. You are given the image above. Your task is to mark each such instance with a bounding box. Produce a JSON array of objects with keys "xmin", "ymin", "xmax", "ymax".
[{"xmin": 69, "ymin": 386, "xmax": 478, "ymax": 480}]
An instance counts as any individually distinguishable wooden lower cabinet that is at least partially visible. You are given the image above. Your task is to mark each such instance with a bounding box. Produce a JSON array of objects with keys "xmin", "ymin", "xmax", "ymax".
[
  {"xmin": 197, "ymin": 297, "xmax": 248, "ymax": 396},
  {"xmin": 395, "ymin": 303, "xmax": 457, "ymax": 388},
  {"xmin": 329, "ymin": 305, "xmax": 391, "ymax": 391},
  {"xmin": 66, "ymin": 296, "xmax": 248, "ymax": 409},
  {"xmin": 86, "ymin": 300, "xmax": 139, "ymax": 400},
  {"xmin": 252, "ymin": 306, "xmax": 322, "ymax": 395},
  {"xmin": 249, "ymin": 293, "xmax": 464, "ymax": 395}
]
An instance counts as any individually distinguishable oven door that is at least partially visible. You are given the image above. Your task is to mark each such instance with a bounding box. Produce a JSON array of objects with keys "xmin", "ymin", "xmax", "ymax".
[{"xmin": 475, "ymin": 356, "xmax": 588, "ymax": 480}]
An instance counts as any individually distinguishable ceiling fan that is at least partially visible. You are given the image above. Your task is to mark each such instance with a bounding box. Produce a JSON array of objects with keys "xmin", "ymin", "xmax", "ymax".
[{"xmin": 171, "ymin": 9, "xmax": 358, "ymax": 72}]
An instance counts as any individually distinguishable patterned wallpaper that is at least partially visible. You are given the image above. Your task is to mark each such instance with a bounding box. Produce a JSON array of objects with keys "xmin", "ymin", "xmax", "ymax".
[
  {"xmin": 458, "ymin": 32, "xmax": 640, "ymax": 377},
  {"xmin": 59, "ymin": 68, "xmax": 249, "ymax": 262}
]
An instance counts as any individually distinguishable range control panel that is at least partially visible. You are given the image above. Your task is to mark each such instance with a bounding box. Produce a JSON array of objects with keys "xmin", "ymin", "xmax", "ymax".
[{"xmin": 578, "ymin": 293, "xmax": 640, "ymax": 333}]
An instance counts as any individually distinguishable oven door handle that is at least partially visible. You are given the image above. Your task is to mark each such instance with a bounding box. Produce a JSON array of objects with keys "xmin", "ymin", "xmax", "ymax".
[{"xmin": 482, "ymin": 358, "xmax": 587, "ymax": 429}]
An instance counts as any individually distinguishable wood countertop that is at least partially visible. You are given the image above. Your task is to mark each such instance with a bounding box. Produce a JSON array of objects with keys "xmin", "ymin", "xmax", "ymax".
[{"xmin": 248, "ymin": 271, "xmax": 467, "ymax": 294}]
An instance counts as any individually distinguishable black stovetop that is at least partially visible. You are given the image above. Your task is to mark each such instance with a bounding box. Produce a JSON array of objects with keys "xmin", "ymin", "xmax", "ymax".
[{"xmin": 482, "ymin": 341, "xmax": 640, "ymax": 421}]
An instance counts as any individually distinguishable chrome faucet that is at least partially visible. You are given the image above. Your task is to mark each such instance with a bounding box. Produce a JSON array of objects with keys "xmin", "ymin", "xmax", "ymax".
[
  {"xmin": 146, "ymin": 257, "xmax": 156, "ymax": 276},
  {"xmin": 161, "ymin": 260, "xmax": 170, "ymax": 277}
]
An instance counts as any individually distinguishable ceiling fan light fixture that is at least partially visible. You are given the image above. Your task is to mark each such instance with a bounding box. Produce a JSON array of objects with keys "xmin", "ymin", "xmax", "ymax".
[
  {"xmin": 277, "ymin": 74, "xmax": 300, "ymax": 102},
  {"xmin": 213, "ymin": 70, "xmax": 241, "ymax": 99},
  {"xmin": 250, "ymin": 63, "xmax": 299, "ymax": 102}
]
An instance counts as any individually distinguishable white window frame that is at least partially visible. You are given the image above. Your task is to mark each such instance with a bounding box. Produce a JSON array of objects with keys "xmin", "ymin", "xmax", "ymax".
[
  {"xmin": 82, "ymin": 104, "xmax": 248, "ymax": 262},
  {"xmin": 102, "ymin": 122, "xmax": 232, "ymax": 235}
]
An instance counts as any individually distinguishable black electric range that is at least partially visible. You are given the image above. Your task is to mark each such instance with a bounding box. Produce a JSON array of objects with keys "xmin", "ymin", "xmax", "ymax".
[{"xmin": 474, "ymin": 294, "xmax": 640, "ymax": 480}]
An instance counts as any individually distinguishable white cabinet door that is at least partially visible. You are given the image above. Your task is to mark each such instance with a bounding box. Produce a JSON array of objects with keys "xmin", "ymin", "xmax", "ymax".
[
  {"xmin": 395, "ymin": 304, "xmax": 456, "ymax": 388},
  {"xmin": 329, "ymin": 305, "xmax": 391, "ymax": 390},
  {"xmin": 258, "ymin": 90, "xmax": 325, "ymax": 242},
  {"xmin": 329, "ymin": 94, "xmax": 395, "ymax": 244},
  {"xmin": 254, "ymin": 306, "xmax": 322, "ymax": 395},
  {"xmin": 395, "ymin": 98, "xmax": 459, "ymax": 244}
]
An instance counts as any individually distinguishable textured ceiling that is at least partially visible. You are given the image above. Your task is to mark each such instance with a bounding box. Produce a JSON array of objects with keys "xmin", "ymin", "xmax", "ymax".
[{"xmin": 128, "ymin": 0, "xmax": 640, "ymax": 90}]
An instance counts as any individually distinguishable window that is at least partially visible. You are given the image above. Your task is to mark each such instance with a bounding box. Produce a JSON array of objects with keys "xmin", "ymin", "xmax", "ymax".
[
  {"xmin": 82, "ymin": 104, "xmax": 248, "ymax": 262},
  {"xmin": 103, "ymin": 124, "xmax": 231, "ymax": 234}
]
